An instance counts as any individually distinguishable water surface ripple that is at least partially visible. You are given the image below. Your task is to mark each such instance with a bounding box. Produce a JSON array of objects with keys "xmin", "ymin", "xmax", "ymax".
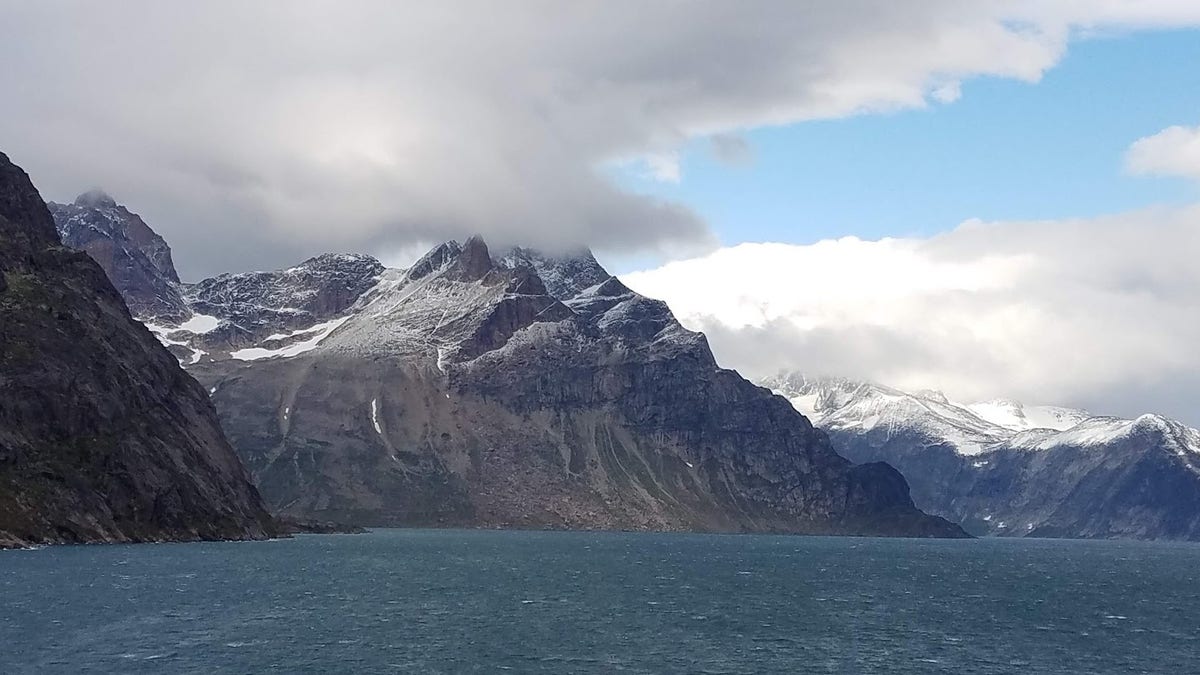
[{"xmin": 3, "ymin": 530, "xmax": 1198, "ymax": 673}]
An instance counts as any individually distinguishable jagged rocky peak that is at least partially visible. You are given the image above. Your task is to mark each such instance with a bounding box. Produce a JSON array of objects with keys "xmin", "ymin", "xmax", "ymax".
[
  {"xmin": 0, "ymin": 151, "xmax": 276, "ymax": 548},
  {"xmin": 317, "ymin": 236, "xmax": 577, "ymax": 365},
  {"xmin": 498, "ymin": 245, "xmax": 610, "ymax": 301},
  {"xmin": 407, "ymin": 235, "xmax": 517, "ymax": 285},
  {"xmin": 406, "ymin": 240, "xmax": 462, "ymax": 280},
  {"xmin": 403, "ymin": 237, "xmax": 609, "ymax": 299},
  {"xmin": 403, "ymin": 235, "xmax": 522, "ymax": 284},
  {"xmin": 454, "ymin": 235, "xmax": 494, "ymax": 281},
  {"xmin": 55, "ymin": 189, "xmax": 180, "ymax": 283},
  {"xmin": 48, "ymin": 189, "xmax": 186, "ymax": 319}
]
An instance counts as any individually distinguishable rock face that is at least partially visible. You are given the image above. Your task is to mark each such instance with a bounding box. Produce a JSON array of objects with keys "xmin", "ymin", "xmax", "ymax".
[
  {"xmin": 764, "ymin": 373, "xmax": 1200, "ymax": 540},
  {"xmin": 155, "ymin": 236, "xmax": 960, "ymax": 537},
  {"xmin": 178, "ymin": 253, "xmax": 385, "ymax": 358},
  {"xmin": 49, "ymin": 191, "xmax": 189, "ymax": 321},
  {"xmin": 0, "ymin": 152, "xmax": 276, "ymax": 549},
  {"xmin": 49, "ymin": 191, "xmax": 385, "ymax": 362}
]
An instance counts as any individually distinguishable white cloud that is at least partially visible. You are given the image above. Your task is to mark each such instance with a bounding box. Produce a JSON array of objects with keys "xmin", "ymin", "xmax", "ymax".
[
  {"xmin": 3, "ymin": 2, "xmax": 1200, "ymax": 278},
  {"xmin": 643, "ymin": 154, "xmax": 683, "ymax": 184},
  {"xmin": 623, "ymin": 206, "xmax": 1200, "ymax": 425},
  {"xmin": 1126, "ymin": 123, "xmax": 1200, "ymax": 182}
]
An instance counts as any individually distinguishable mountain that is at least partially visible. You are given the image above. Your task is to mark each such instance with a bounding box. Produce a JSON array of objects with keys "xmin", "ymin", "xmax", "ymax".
[
  {"xmin": 65, "ymin": 200, "xmax": 963, "ymax": 537},
  {"xmin": 49, "ymin": 190, "xmax": 189, "ymax": 321},
  {"xmin": 763, "ymin": 373, "xmax": 1200, "ymax": 539},
  {"xmin": 0, "ymin": 153, "xmax": 277, "ymax": 549}
]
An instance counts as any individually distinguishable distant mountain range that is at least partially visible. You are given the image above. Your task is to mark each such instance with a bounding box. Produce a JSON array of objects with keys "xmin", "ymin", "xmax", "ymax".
[
  {"xmin": 763, "ymin": 373, "xmax": 1200, "ymax": 539},
  {"xmin": 49, "ymin": 190, "xmax": 962, "ymax": 538}
]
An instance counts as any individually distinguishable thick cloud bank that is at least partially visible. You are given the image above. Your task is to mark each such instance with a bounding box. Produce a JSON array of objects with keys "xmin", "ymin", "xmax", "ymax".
[
  {"xmin": 624, "ymin": 204, "xmax": 1200, "ymax": 426},
  {"xmin": 4, "ymin": 1, "xmax": 1200, "ymax": 278}
]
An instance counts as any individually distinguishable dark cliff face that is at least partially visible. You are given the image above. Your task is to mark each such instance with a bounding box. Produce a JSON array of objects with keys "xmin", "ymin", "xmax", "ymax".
[
  {"xmin": 49, "ymin": 191, "xmax": 190, "ymax": 321},
  {"xmin": 0, "ymin": 152, "xmax": 276, "ymax": 549},
  {"xmin": 184, "ymin": 238, "xmax": 963, "ymax": 538}
]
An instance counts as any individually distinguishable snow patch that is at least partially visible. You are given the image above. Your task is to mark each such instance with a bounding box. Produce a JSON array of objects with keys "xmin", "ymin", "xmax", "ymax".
[
  {"xmin": 230, "ymin": 317, "xmax": 349, "ymax": 361},
  {"xmin": 370, "ymin": 398, "xmax": 383, "ymax": 434},
  {"xmin": 966, "ymin": 399, "xmax": 1088, "ymax": 432},
  {"xmin": 177, "ymin": 313, "xmax": 221, "ymax": 334},
  {"xmin": 786, "ymin": 393, "xmax": 819, "ymax": 418},
  {"xmin": 262, "ymin": 322, "xmax": 340, "ymax": 342}
]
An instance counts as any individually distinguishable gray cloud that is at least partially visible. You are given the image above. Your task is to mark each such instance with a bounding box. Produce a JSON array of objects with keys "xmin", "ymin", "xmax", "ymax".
[
  {"xmin": 3, "ymin": 2, "xmax": 1200, "ymax": 278},
  {"xmin": 624, "ymin": 204, "xmax": 1200, "ymax": 427}
]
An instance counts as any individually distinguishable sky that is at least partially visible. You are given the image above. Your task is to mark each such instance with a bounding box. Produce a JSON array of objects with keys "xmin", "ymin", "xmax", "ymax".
[
  {"xmin": 2, "ymin": 2, "xmax": 1200, "ymax": 423},
  {"xmin": 612, "ymin": 30, "xmax": 1200, "ymax": 250}
]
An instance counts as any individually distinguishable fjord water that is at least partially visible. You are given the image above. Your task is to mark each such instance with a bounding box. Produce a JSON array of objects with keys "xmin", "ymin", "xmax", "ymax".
[{"xmin": 3, "ymin": 531, "xmax": 1197, "ymax": 673}]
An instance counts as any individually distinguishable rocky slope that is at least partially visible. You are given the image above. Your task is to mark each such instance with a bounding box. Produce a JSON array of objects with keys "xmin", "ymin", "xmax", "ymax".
[
  {"xmin": 193, "ymin": 239, "xmax": 962, "ymax": 536},
  {"xmin": 764, "ymin": 373, "xmax": 1200, "ymax": 539},
  {"xmin": 68, "ymin": 199, "xmax": 962, "ymax": 536},
  {"xmin": 0, "ymin": 153, "xmax": 277, "ymax": 549}
]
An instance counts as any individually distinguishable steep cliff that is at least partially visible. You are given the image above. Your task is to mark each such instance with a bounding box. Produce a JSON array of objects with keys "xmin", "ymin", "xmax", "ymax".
[{"xmin": 0, "ymin": 152, "xmax": 276, "ymax": 548}]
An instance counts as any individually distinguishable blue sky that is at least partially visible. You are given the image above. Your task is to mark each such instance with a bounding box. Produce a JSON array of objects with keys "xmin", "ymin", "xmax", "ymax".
[{"xmin": 615, "ymin": 29, "xmax": 1200, "ymax": 247}]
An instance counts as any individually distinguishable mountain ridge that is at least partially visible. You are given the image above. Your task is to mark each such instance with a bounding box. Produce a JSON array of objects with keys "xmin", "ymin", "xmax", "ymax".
[
  {"xmin": 53, "ymin": 194, "xmax": 964, "ymax": 538},
  {"xmin": 764, "ymin": 372, "xmax": 1200, "ymax": 539}
]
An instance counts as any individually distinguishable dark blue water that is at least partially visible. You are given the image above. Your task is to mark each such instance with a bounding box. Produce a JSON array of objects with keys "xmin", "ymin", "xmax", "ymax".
[{"xmin": 2, "ymin": 530, "xmax": 1199, "ymax": 673}]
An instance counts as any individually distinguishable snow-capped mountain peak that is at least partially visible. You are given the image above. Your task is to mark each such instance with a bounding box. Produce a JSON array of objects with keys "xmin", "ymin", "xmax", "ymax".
[
  {"xmin": 764, "ymin": 374, "xmax": 1012, "ymax": 455},
  {"xmin": 763, "ymin": 372, "xmax": 1200, "ymax": 539},
  {"xmin": 762, "ymin": 372, "xmax": 1199, "ymax": 459}
]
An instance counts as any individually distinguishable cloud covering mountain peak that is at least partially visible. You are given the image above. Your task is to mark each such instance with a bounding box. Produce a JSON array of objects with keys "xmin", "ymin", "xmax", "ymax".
[{"xmin": 5, "ymin": 1, "xmax": 1200, "ymax": 278}]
